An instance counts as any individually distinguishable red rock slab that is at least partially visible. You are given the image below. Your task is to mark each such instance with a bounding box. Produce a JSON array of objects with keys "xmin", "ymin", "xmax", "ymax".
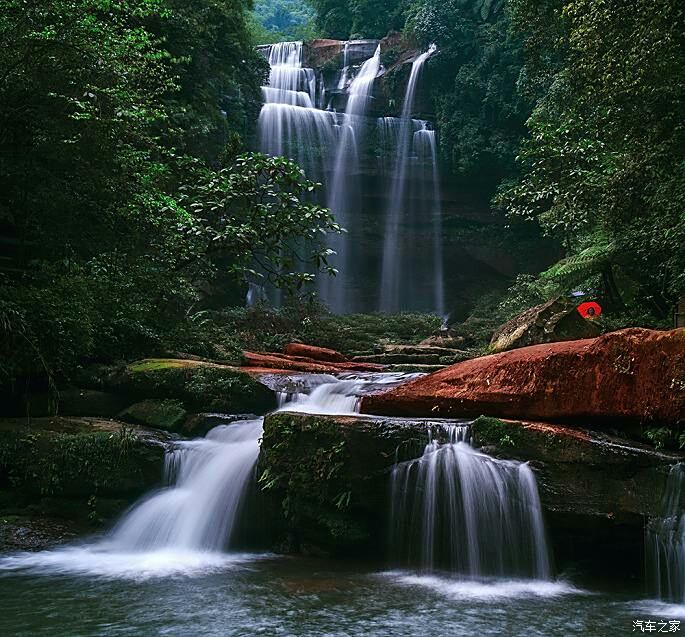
[
  {"xmin": 361, "ymin": 328, "xmax": 685, "ymax": 427},
  {"xmin": 242, "ymin": 351, "xmax": 385, "ymax": 374},
  {"xmin": 283, "ymin": 343, "xmax": 348, "ymax": 363}
]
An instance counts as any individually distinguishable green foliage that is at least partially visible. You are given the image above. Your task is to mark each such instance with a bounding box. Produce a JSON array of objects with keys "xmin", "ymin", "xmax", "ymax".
[
  {"xmin": 406, "ymin": 0, "xmax": 532, "ymax": 193},
  {"xmin": 0, "ymin": 423, "xmax": 162, "ymax": 498},
  {"xmin": 115, "ymin": 359, "xmax": 277, "ymax": 413},
  {"xmin": 177, "ymin": 153, "xmax": 342, "ymax": 295},
  {"xmin": 0, "ymin": 0, "xmax": 340, "ymax": 391},
  {"xmin": 500, "ymin": 0, "xmax": 685, "ymax": 321},
  {"xmin": 250, "ymin": 0, "xmax": 317, "ymax": 44},
  {"xmin": 186, "ymin": 304, "xmax": 442, "ymax": 357},
  {"xmin": 308, "ymin": 0, "xmax": 407, "ymax": 39}
]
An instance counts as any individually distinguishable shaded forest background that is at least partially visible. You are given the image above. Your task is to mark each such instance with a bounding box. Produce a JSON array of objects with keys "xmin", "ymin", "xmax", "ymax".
[{"xmin": 1, "ymin": 0, "xmax": 683, "ymax": 397}]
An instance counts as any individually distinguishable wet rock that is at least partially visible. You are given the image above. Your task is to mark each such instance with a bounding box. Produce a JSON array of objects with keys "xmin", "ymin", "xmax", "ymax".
[
  {"xmin": 259, "ymin": 411, "xmax": 451, "ymax": 556},
  {"xmin": 0, "ymin": 417, "xmax": 167, "ymax": 500},
  {"xmin": 258, "ymin": 410, "xmax": 678, "ymax": 573},
  {"xmin": 471, "ymin": 416, "xmax": 681, "ymax": 520},
  {"xmin": 362, "ymin": 328, "xmax": 685, "ymax": 429},
  {"xmin": 489, "ymin": 297, "xmax": 600, "ymax": 354},
  {"xmin": 0, "ymin": 417, "xmax": 169, "ymax": 539}
]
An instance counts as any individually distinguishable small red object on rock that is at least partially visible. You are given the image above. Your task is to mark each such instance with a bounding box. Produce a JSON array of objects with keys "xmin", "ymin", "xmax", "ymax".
[{"xmin": 577, "ymin": 301, "xmax": 602, "ymax": 318}]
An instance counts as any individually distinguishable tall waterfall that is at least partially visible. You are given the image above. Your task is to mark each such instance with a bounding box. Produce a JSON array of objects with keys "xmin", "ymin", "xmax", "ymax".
[
  {"xmin": 257, "ymin": 41, "xmax": 444, "ymax": 315},
  {"xmin": 647, "ymin": 463, "xmax": 685, "ymax": 602},
  {"xmin": 390, "ymin": 425, "xmax": 550, "ymax": 578},
  {"xmin": 322, "ymin": 45, "xmax": 381, "ymax": 313},
  {"xmin": 380, "ymin": 45, "xmax": 440, "ymax": 314}
]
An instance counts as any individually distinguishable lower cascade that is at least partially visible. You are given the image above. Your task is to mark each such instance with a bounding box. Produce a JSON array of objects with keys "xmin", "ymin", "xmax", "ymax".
[
  {"xmin": 390, "ymin": 425, "xmax": 551, "ymax": 579},
  {"xmin": 107, "ymin": 419, "xmax": 264, "ymax": 553},
  {"xmin": 104, "ymin": 373, "xmax": 417, "ymax": 555},
  {"xmin": 647, "ymin": 463, "xmax": 685, "ymax": 602}
]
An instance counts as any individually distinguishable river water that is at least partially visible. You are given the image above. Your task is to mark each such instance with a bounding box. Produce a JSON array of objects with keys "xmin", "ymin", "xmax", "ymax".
[
  {"xmin": 1, "ymin": 554, "xmax": 683, "ymax": 636},
  {"xmin": 1, "ymin": 373, "xmax": 684, "ymax": 634}
]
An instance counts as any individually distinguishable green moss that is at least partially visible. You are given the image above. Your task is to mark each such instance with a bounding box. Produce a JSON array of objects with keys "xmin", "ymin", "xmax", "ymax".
[
  {"xmin": 119, "ymin": 399, "xmax": 188, "ymax": 432},
  {"xmin": 113, "ymin": 360, "xmax": 276, "ymax": 415},
  {"xmin": 0, "ymin": 423, "xmax": 163, "ymax": 500}
]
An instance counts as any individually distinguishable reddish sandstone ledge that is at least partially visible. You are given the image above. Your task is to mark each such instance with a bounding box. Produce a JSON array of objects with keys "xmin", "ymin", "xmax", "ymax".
[
  {"xmin": 361, "ymin": 328, "xmax": 685, "ymax": 426},
  {"xmin": 283, "ymin": 343, "xmax": 348, "ymax": 363},
  {"xmin": 242, "ymin": 351, "xmax": 384, "ymax": 374}
]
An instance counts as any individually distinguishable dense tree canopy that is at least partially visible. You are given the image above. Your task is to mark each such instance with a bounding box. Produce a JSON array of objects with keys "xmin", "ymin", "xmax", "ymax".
[
  {"xmin": 407, "ymin": 0, "xmax": 531, "ymax": 193},
  {"xmin": 0, "ymin": 0, "xmax": 339, "ymax": 383},
  {"xmin": 308, "ymin": 0, "xmax": 406, "ymax": 39},
  {"xmin": 250, "ymin": 0, "xmax": 316, "ymax": 44},
  {"xmin": 500, "ymin": 0, "xmax": 685, "ymax": 319}
]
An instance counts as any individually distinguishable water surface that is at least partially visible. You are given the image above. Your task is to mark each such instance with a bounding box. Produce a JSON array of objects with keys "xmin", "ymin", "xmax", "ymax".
[{"xmin": 0, "ymin": 551, "xmax": 678, "ymax": 636}]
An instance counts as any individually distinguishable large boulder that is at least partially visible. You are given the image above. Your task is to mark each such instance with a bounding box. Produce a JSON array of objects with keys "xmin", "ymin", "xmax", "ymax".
[
  {"xmin": 471, "ymin": 416, "xmax": 680, "ymax": 520},
  {"xmin": 489, "ymin": 297, "xmax": 600, "ymax": 353},
  {"xmin": 259, "ymin": 412, "xmax": 439, "ymax": 556},
  {"xmin": 0, "ymin": 417, "xmax": 168, "ymax": 548},
  {"xmin": 119, "ymin": 399, "xmax": 188, "ymax": 433},
  {"xmin": 87, "ymin": 359, "xmax": 277, "ymax": 415},
  {"xmin": 361, "ymin": 328, "xmax": 685, "ymax": 428}
]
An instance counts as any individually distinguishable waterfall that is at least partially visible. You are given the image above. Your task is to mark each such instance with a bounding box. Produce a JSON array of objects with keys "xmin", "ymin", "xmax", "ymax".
[
  {"xmin": 321, "ymin": 45, "xmax": 381, "ymax": 314},
  {"xmin": 106, "ymin": 373, "xmax": 419, "ymax": 556},
  {"xmin": 413, "ymin": 122, "xmax": 445, "ymax": 316},
  {"xmin": 390, "ymin": 425, "xmax": 551, "ymax": 579},
  {"xmin": 647, "ymin": 464, "xmax": 685, "ymax": 602},
  {"xmin": 380, "ymin": 45, "xmax": 442, "ymax": 314},
  {"xmin": 108, "ymin": 419, "xmax": 263, "ymax": 552},
  {"xmin": 256, "ymin": 40, "xmax": 445, "ymax": 315},
  {"xmin": 258, "ymin": 42, "xmax": 335, "ymax": 183}
]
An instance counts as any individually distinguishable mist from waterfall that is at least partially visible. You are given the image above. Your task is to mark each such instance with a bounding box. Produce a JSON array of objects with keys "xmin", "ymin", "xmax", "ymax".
[
  {"xmin": 647, "ymin": 463, "xmax": 685, "ymax": 603},
  {"xmin": 390, "ymin": 425, "xmax": 550, "ymax": 579},
  {"xmin": 257, "ymin": 41, "xmax": 444, "ymax": 315}
]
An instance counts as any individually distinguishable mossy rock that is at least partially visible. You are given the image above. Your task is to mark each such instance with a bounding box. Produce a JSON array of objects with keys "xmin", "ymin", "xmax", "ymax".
[
  {"xmin": 0, "ymin": 417, "xmax": 165, "ymax": 500},
  {"xmin": 259, "ymin": 412, "xmax": 442, "ymax": 556},
  {"xmin": 119, "ymin": 399, "xmax": 188, "ymax": 433},
  {"xmin": 88, "ymin": 359, "xmax": 276, "ymax": 415}
]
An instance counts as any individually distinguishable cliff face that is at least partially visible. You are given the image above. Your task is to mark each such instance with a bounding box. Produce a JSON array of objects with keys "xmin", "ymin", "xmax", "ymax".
[{"xmin": 256, "ymin": 33, "xmax": 556, "ymax": 314}]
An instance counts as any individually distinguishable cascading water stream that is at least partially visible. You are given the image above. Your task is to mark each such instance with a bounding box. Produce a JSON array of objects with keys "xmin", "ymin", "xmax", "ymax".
[
  {"xmin": 258, "ymin": 42, "xmax": 336, "ymax": 183},
  {"xmin": 390, "ymin": 424, "xmax": 550, "ymax": 579},
  {"xmin": 107, "ymin": 419, "xmax": 264, "ymax": 553},
  {"xmin": 647, "ymin": 463, "xmax": 685, "ymax": 602},
  {"xmin": 380, "ymin": 45, "xmax": 439, "ymax": 313},
  {"xmin": 321, "ymin": 45, "xmax": 381, "ymax": 313}
]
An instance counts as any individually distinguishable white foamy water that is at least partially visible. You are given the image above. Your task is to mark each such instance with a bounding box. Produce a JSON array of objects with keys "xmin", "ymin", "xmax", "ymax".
[
  {"xmin": 383, "ymin": 572, "xmax": 584, "ymax": 601},
  {"xmin": 277, "ymin": 371, "xmax": 423, "ymax": 415},
  {"xmin": 0, "ymin": 374, "xmax": 421, "ymax": 579},
  {"xmin": 0, "ymin": 547, "xmax": 260, "ymax": 581},
  {"xmin": 0, "ymin": 419, "xmax": 266, "ymax": 579},
  {"xmin": 634, "ymin": 600, "xmax": 685, "ymax": 620}
]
